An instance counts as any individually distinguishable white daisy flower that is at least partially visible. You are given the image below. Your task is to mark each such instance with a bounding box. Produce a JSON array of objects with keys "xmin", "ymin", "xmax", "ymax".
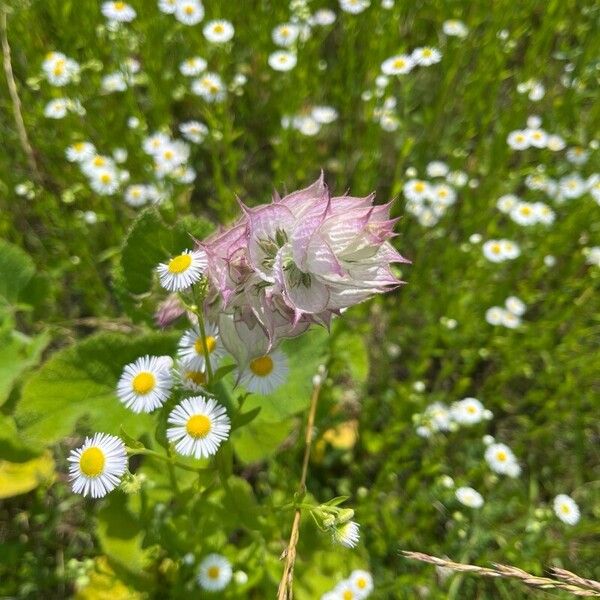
[
  {"xmin": 339, "ymin": 0, "xmax": 370, "ymax": 14},
  {"xmin": 179, "ymin": 120, "xmax": 208, "ymax": 143},
  {"xmin": 42, "ymin": 52, "xmax": 80, "ymax": 86},
  {"xmin": 501, "ymin": 239, "xmax": 520, "ymax": 259},
  {"xmin": 44, "ymin": 98, "xmax": 70, "ymax": 119},
  {"xmin": 191, "ymin": 72, "xmax": 226, "ymax": 102},
  {"xmin": 403, "ymin": 179, "xmax": 431, "ymax": 202},
  {"xmin": 411, "ymin": 47, "xmax": 442, "ymax": 66},
  {"xmin": 455, "ymin": 486, "xmax": 484, "ymax": 508},
  {"xmin": 272, "ymin": 23, "xmax": 300, "ymax": 47},
  {"xmin": 167, "ymin": 396, "xmax": 231, "ymax": 459},
  {"xmin": 381, "ymin": 54, "xmax": 414, "ymax": 75},
  {"xmin": 239, "ymin": 350, "xmax": 289, "ymax": 395},
  {"xmin": 175, "ymin": 362, "xmax": 208, "ymax": 392},
  {"xmin": 507, "ymin": 130, "xmax": 530, "ymax": 150},
  {"xmin": 451, "ymin": 397, "xmax": 487, "ymax": 425},
  {"xmin": 526, "ymin": 128, "xmax": 548, "ymax": 148},
  {"xmin": 157, "ymin": 248, "xmax": 207, "ymax": 292},
  {"xmin": 432, "ymin": 183, "xmax": 456, "ymax": 206},
  {"xmin": 350, "ymin": 570, "xmax": 374, "ymax": 596},
  {"xmin": 426, "ymin": 161, "xmax": 449, "ymax": 178},
  {"xmin": 566, "ymin": 146, "xmax": 589, "ymax": 165},
  {"xmin": 89, "ymin": 168, "xmax": 120, "ymax": 196},
  {"xmin": 154, "ymin": 141, "xmax": 189, "ymax": 173},
  {"xmin": 101, "ymin": 1, "xmax": 137, "ymax": 22},
  {"xmin": 482, "ymin": 240, "xmax": 505, "ymax": 263},
  {"xmin": 158, "ymin": 0, "xmax": 178, "ymax": 14},
  {"xmin": 295, "ymin": 115, "xmax": 321, "ymax": 136},
  {"xmin": 510, "ymin": 201, "xmax": 538, "ymax": 226},
  {"xmin": 332, "ymin": 520, "xmax": 360, "ymax": 548},
  {"xmin": 553, "ymin": 494, "xmax": 580, "ymax": 525},
  {"xmin": 197, "ymin": 554, "xmax": 232, "ymax": 592},
  {"xmin": 116, "ymin": 355, "xmax": 173, "ymax": 413},
  {"xmin": 334, "ymin": 580, "xmax": 359, "ymax": 599},
  {"xmin": 546, "ymin": 134, "xmax": 566, "ymax": 151},
  {"xmin": 203, "ymin": 19, "xmax": 234, "ymax": 43},
  {"xmin": 443, "ymin": 19, "xmax": 468, "ymax": 38},
  {"xmin": 424, "ymin": 401, "xmax": 452, "ymax": 432},
  {"xmin": 177, "ymin": 323, "xmax": 224, "ymax": 372},
  {"xmin": 485, "ymin": 306, "xmax": 505, "ymax": 326},
  {"xmin": 81, "ymin": 154, "xmax": 116, "ymax": 176},
  {"xmin": 312, "ymin": 105, "xmax": 338, "ymax": 124},
  {"xmin": 311, "ymin": 9, "xmax": 336, "ymax": 26},
  {"xmin": 101, "ymin": 72, "xmax": 127, "ymax": 93},
  {"xmin": 500, "ymin": 310, "xmax": 521, "ymax": 329},
  {"xmin": 174, "ymin": 0, "xmax": 205, "ymax": 26},
  {"xmin": 485, "ymin": 443, "xmax": 518, "ymax": 475},
  {"xmin": 268, "ymin": 50, "xmax": 297, "ymax": 72},
  {"xmin": 527, "ymin": 115, "xmax": 542, "ymax": 128},
  {"xmin": 179, "ymin": 56, "xmax": 207, "ymax": 76},
  {"xmin": 68, "ymin": 433, "xmax": 128, "ymax": 498},
  {"xmin": 559, "ymin": 173, "xmax": 586, "ymax": 199},
  {"xmin": 584, "ymin": 246, "xmax": 600, "ymax": 266},
  {"xmin": 124, "ymin": 184, "xmax": 149, "ymax": 207},
  {"xmin": 446, "ymin": 170, "xmax": 468, "ymax": 187},
  {"xmin": 505, "ymin": 296, "xmax": 526, "ymax": 316},
  {"xmin": 66, "ymin": 141, "xmax": 96, "ymax": 163},
  {"xmin": 496, "ymin": 194, "xmax": 519, "ymax": 213}
]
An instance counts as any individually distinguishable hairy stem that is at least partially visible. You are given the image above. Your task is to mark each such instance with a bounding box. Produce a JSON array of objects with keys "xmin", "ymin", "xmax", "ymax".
[{"xmin": 277, "ymin": 375, "xmax": 323, "ymax": 600}]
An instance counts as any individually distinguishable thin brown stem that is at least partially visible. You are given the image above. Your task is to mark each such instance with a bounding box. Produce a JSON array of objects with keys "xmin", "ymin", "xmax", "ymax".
[
  {"xmin": 1, "ymin": 5, "xmax": 42, "ymax": 184},
  {"xmin": 277, "ymin": 376, "xmax": 323, "ymax": 600}
]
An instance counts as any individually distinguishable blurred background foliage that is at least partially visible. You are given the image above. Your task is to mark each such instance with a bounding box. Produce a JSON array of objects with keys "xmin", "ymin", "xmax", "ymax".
[{"xmin": 0, "ymin": 0, "xmax": 598, "ymax": 598}]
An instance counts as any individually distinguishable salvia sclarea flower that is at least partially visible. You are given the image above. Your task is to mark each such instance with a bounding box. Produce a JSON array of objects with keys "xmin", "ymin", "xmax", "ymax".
[{"xmin": 200, "ymin": 174, "xmax": 408, "ymax": 366}]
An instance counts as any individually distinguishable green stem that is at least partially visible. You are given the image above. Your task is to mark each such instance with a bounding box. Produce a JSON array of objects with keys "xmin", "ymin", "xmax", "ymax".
[{"xmin": 190, "ymin": 285, "xmax": 214, "ymax": 384}]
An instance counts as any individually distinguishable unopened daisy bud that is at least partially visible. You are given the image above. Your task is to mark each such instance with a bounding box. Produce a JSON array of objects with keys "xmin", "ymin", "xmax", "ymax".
[
  {"xmin": 331, "ymin": 520, "xmax": 360, "ymax": 548},
  {"xmin": 120, "ymin": 472, "xmax": 146, "ymax": 494},
  {"xmin": 322, "ymin": 514, "xmax": 336, "ymax": 529},
  {"xmin": 234, "ymin": 570, "xmax": 248, "ymax": 585}
]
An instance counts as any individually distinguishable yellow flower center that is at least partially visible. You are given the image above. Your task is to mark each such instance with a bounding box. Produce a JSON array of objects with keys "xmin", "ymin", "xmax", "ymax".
[
  {"xmin": 185, "ymin": 370, "xmax": 206, "ymax": 386},
  {"xmin": 164, "ymin": 150, "xmax": 174, "ymax": 160},
  {"xmin": 79, "ymin": 447, "xmax": 105, "ymax": 477},
  {"xmin": 207, "ymin": 566, "xmax": 220, "ymax": 579},
  {"xmin": 561, "ymin": 504, "xmax": 570, "ymax": 514},
  {"xmin": 114, "ymin": 2, "xmax": 126, "ymax": 10},
  {"xmin": 422, "ymin": 48, "xmax": 432, "ymax": 57},
  {"xmin": 357, "ymin": 578, "xmax": 367, "ymax": 589},
  {"xmin": 414, "ymin": 182, "xmax": 425, "ymax": 192},
  {"xmin": 74, "ymin": 142, "xmax": 85, "ymax": 151},
  {"xmin": 168, "ymin": 253, "xmax": 192, "ymax": 273},
  {"xmin": 467, "ymin": 405, "xmax": 476, "ymax": 414},
  {"xmin": 213, "ymin": 24, "xmax": 224, "ymax": 33},
  {"xmin": 521, "ymin": 206, "xmax": 531, "ymax": 215},
  {"xmin": 281, "ymin": 27, "xmax": 290, "ymax": 36},
  {"xmin": 186, "ymin": 414, "xmax": 211, "ymax": 438},
  {"xmin": 194, "ymin": 336, "xmax": 216, "ymax": 354},
  {"xmin": 491, "ymin": 243, "xmax": 501, "ymax": 254},
  {"xmin": 343, "ymin": 591, "xmax": 353, "ymax": 600},
  {"xmin": 438, "ymin": 189, "xmax": 448, "ymax": 197},
  {"xmin": 393, "ymin": 58, "xmax": 406, "ymax": 69},
  {"xmin": 93, "ymin": 156, "xmax": 105, "ymax": 166},
  {"xmin": 250, "ymin": 355, "xmax": 274, "ymax": 377},
  {"xmin": 132, "ymin": 372, "xmax": 156, "ymax": 394},
  {"xmin": 100, "ymin": 173, "xmax": 112, "ymax": 184},
  {"xmin": 515, "ymin": 135, "xmax": 525, "ymax": 142},
  {"xmin": 184, "ymin": 5, "xmax": 194, "ymax": 14},
  {"xmin": 496, "ymin": 451, "xmax": 507, "ymax": 462}
]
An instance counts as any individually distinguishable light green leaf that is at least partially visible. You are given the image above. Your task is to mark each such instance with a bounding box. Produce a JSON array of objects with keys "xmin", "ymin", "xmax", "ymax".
[
  {"xmin": 0, "ymin": 239, "xmax": 35, "ymax": 304},
  {"xmin": 15, "ymin": 331, "xmax": 178, "ymax": 449},
  {"xmin": 0, "ymin": 451, "xmax": 55, "ymax": 499}
]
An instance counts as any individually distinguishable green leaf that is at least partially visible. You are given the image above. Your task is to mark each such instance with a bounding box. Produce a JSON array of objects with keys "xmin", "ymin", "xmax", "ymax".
[
  {"xmin": 221, "ymin": 476, "xmax": 260, "ymax": 528},
  {"xmin": 0, "ymin": 239, "xmax": 35, "ymax": 304},
  {"xmin": 119, "ymin": 426, "xmax": 144, "ymax": 450},
  {"xmin": 333, "ymin": 330, "xmax": 369, "ymax": 383},
  {"xmin": 0, "ymin": 451, "xmax": 54, "ymax": 499},
  {"xmin": 211, "ymin": 363, "xmax": 237, "ymax": 384},
  {"xmin": 15, "ymin": 331, "xmax": 178, "ymax": 449},
  {"xmin": 231, "ymin": 406, "xmax": 261, "ymax": 431},
  {"xmin": 0, "ymin": 330, "xmax": 50, "ymax": 407},
  {"xmin": 0, "ymin": 414, "xmax": 40, "ymax": 461}
]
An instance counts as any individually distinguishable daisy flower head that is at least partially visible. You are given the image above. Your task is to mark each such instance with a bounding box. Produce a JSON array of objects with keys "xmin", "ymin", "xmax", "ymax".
[
  {"xmin": 167, "ymin": 396, "xmax": 231, "ymax": 459},
  {"xmin": 117, "ymin": 355, "xmax": 173, "ymax": 413},
  {"xmin": 311, "ymin": 8, "xmax": 336, "ymax": 26},
  {"xmin": 311, "ymin": 105, "xmax": 339, "ymax": 124},
  {"xmin": 334, "ymin": 580, "xmax": 359, "ymax": 599},
  {"xmin": 179, "ymin": 56, "xmax": 207, "ymax": 77},
  {"xmin": 566, "ymin": 146, "xmax": 589, "ymax": 165},
  {"xmin": 197, "ymin": 554, "xmax": 232, "ymax": 591},
  {"xmin": 584, "ymin": 246, "xmax": 600, "ymax": 266},
  {"xmin": 102, "ymin": 1, "xmax": 136, "ymax": 22},
  {"xmin": 501, "ymin": 239, "xmax": 520, "ymax": 259},
  {"xmin": 381, "ymin": 54, "xmax": 414, "ymax": 75},
  {"xmin": 411, "ymin": 47, "xmax": 442, "ymax": 66},
  {"xmin": 191, "ymin": 72, "xmax": 226, "ymax": 102},
  {"xmin": 507, "ymin": 130, "xmax": 530, "ymax": 150},
  {"xmin": 66, "ymin": 141, "xmax": 95, "ymax": 163},
  {"xmin": 426, "ymin": 161, "xmax": 449, "ymax": 178},
  {"xmin": 177, "ymin": 323, "xmax": 224, "ymax": 372},
  {"xmin": 158, "ymin": 0, "xmax": 178, "ymax": 14},
  {"xmin": 403, "ymin": 179, "xmax": 431, "ymax": 202},
  {"xmin": 559, "ymin": 173, "xmax": 586, "ymax": 199},
  {"xmin": 81, "ymin": 154, "xmax": 115, "ymax": 176},
  {"xmin": 42, "ymin": 52, "xmax": 80, "ymax": 86},
  {"xmin": 203, "ymin": 20, "xmax": 234, "ymax": 43},
  {"xmin": 157, "ymin": 249, "xmax": 207, "ymax": 292},
  {"xmin": 179, "ymin": 120, "xmax": 208, "ymax": 144},
  {"xmin": 124, "ymin": 184, "xmax": 149, "ymax": 207},
  {"xmin": 534, "ymin": 202, "xmax": 555, "ymax": 224},
  {"xmin": 443, "ymin": 19, "xmax": 468, "ymax": 38},
  {"xmin": 350, "ymin": 569, "xmax": 374, "ymax": 596},
  {"xmin": 553, "ymin": 494, "xmax": 580, "ymax": 525},
  {"xmin": 68, "ymin": 433, "xmax": 127, "ymax": 498},
  {"xmin": 526, "ymin": 128, "xmax": 548, "ymax": 148},
  {"xmin": 272, "ymin": 23, "xmax": 300, "ymax": 47},
  {"xmin": 340, "ymin": 0, "xmax": 370, "ymax": 13},
  {"xmin": 505, "ymin": 296, "xmax": 526, "ymax": 316},
  {"xmin": 485, "ymin": 306, "xmax": 505, "ymax": 326},
  {"xmin": 455, "ymin": 486, "xmax": 484, "ymax": 508},
  {"xmin": 268, "ymin": 50, "xmax": 297, "ymax": 72},
  {"xmin": 496, "ymin": 194, "xmax": 519, "ymax": 213},
  {"xmin": 546, "ymin": 134, "xmax": 566, "ymax": 151},
  {"xmin": 432, "ymin": 183, "xmax": 456, "ymax": 206},
  {"xmin": 500, "ymin": 310, "xmax": 521, "ymax": 328},
  {"xmin": 331, "ymin": 520, "xmax": 360, "ymax": 548},
  {"xmin": 451, "ymin": 397, "xmax": 487, "ymax": 425},
  {"xmin": 175, "ymin": 362, "xmax": 207, "ymax": 392},
  {"xmin": 510, "ymin": 201, "xmax": 538, "ymax": 226},
  {"xmin": 485, "ymin": 443, "xmax": 518, "ymax": 475},
  {"xmin": 239, "ymin": 349, "xmax": 289, "ymax": 395},
  {"xmin": 174, "ymin": 0, "xmax": 205, "ymax": 25},
  {"xmin": 44, "ymin": 98, "xmax": 70, "ymax": 119},
  {"xmin": 101, "ymin": 72, "xmax": 127, "ymax": 93},
  {"xmin": 89, "ymin": 168, "xmax": 120, "ymax": 196}
]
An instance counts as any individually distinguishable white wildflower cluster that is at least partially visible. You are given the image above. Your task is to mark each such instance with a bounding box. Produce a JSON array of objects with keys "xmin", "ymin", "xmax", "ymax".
[
  {"xmin": 496, "ymin": 194, "xmax": 555, "ymax": 225},
  {"xmin": 485, "ymin": 296, "xmax": 527, "ymax": 329},
  {"xmin": 41, "ymin": 51, "xmax": 80, "ymax": 86},
  {"xmin": 442, "ymin": 19, "xmax": 469, "ymax": 38},
  {"xmin": 414, "ymin": 397, "xmax": 492, "ymax": 437},
  {"xmin": 482, "ymin": 239, "xmax": 521, "ymax": 263},
  {"xmin": 381, "ymin": 46, "xmax": 442, "ymax": 76},
  {"xmin": 159, "ymin": 0, "xmax": 205, "ymax": 26},
  {"xmin": 191, "ymin": 72, "xmax": 227, "ymax": 103},
  {"xmin": 321, "ymin": 569, "xmax": 374, "ymax": 599},
  {"xmin": 143, "ymin": 131, "xmax": 194, "ymax": 182},
  {"xmin": 44, "ymin": 98, "xmax": 84, "ymax": 119},
  {"xmin": 101, "ymin": 1, "xmax": 137, "ymax": 24},
  {"xmin": 506, "ymin": 117, "xmax": 566, "ymax": 151},
  {"xmin": 403, "ymin": 172, "xmax": 457, "ymax": 227},
  {"xmin": 517, "ymin": 79, "xmax": 546, "ymax": 101},
  {"xmin": 485, "ymin": 441, "xmax": 521, "ymax": 478},
  {"xmin": 281, "ymin": 105, "xmax": 339, "ymax": 136},
  {"xmin": 68, "ymin": 145, "xmax": 128, "ymax": 196},
  {"xmin": 339, "ymin": 0, "xmax": 370, "ymax": 14}
]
